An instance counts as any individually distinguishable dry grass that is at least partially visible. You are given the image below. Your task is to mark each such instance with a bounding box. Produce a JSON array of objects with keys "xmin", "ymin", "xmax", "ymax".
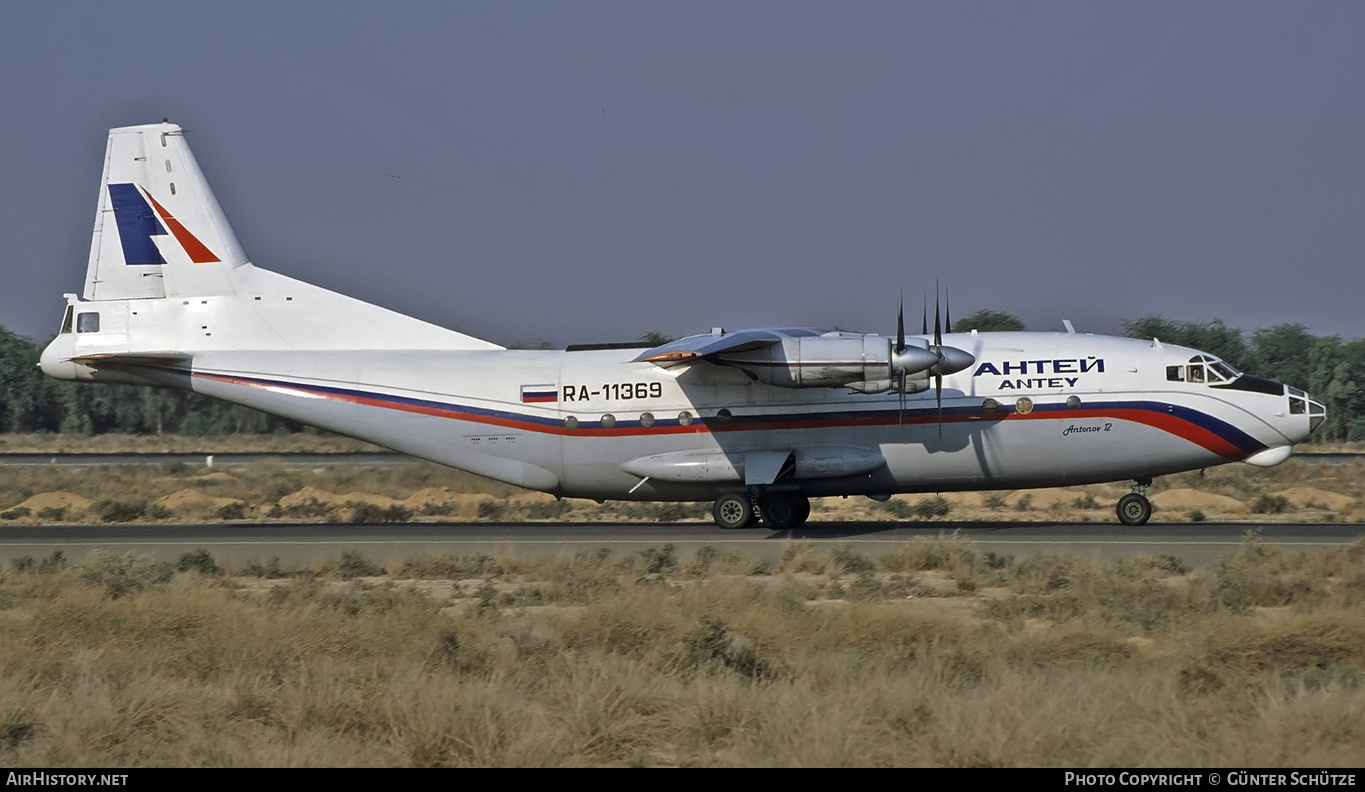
[{"xmin": 0, "ymin": 536, "xmax": 1361, "ymax": 766}]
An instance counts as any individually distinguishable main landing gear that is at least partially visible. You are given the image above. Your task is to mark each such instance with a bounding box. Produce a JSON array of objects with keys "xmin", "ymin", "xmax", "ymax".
[
  {"xmin": 1117, "ymin": 478, "xmax": 1153, "ymax": 526},
  {"xmin": 712, "ymin": 491, "xmax": 811, "ymax": 530}
]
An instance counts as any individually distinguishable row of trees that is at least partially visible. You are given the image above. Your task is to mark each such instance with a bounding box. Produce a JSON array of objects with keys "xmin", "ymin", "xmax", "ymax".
[{"xmin": 2, "ymin": 315, "xmax": 1362, "ymax": 440}]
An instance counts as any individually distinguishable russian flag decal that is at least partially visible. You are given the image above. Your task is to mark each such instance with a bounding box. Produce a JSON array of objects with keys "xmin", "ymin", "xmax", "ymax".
[{"xmin": 521, "ymin": 385, "xmax": 558, "ymax": 404}]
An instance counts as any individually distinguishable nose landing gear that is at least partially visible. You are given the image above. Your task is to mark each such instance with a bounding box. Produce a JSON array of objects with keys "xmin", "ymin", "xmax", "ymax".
[{"xmin": 1117, "ymin": 478, "xmax": 1153, "ymax": 526}]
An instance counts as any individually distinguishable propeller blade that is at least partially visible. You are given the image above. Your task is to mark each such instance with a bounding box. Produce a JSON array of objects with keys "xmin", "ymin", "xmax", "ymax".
[
  {"xmin": 934, "ymin": 298, "xmax": 942, "ymax": 349},
  {"xmin": 945, "ymin": 287, "xmax": 952, "ymax": 334},
  {"xmin": 921, "ymin": 296, "xmax": 928, "ymax": 336},
  {"xmin": 896, "ymin": 294, "xmax": 905, "ymax": 352}
]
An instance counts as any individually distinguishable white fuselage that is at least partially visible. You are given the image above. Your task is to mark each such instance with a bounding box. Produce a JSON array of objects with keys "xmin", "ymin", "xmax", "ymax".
[{"xmin": 43, "ymin": 330, "xmax": 1310, "ymax": 502}]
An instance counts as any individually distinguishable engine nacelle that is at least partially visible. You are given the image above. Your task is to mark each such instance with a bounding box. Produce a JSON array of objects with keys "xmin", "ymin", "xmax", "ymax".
[{"xmin": 716, "ymin": 333, "xmax": 938, "ymax": 389}]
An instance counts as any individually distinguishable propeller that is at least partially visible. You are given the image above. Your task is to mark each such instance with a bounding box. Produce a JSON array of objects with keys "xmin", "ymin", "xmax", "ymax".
[
  {"xmin": 890, "ymin": 296, "xmax": 936, "ymax": 425},
  {"xmin": 887, "ymin": 284, "xmax": 975, "ymax": 435}
]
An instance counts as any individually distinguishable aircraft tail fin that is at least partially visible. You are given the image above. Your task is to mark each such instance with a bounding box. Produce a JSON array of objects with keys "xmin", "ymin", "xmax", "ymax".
[
  {"xmin": 85, "ymin": 121, "xmax": 247, "ymax": 301},
  {"xmin": 71, "ymin": 121, "xmax": 501, "ymax": 353}
]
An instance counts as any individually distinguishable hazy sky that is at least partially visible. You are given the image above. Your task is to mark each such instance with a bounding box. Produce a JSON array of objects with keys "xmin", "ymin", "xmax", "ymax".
[{"xmin": 3, "ymin": 1, "xmax": 1362, "ymax": 346}]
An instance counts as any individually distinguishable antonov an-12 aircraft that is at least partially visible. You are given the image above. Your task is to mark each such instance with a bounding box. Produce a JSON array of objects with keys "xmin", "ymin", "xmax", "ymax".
[{"xmin": 41, "ymin": 122, "xmax": 1326, "ymax": 529}]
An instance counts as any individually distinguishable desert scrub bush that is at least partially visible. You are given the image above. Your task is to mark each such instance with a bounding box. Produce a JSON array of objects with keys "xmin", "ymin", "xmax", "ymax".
[
  {"xmin": 1190, "ymin": 509, "xmax": 1206, "ymax": 522},
  {"xmin": 1073, "ymin": 494, "xmax": 1101, "ymax": 510},
  {"xmin": 875, "ymin": 499, "xmax": 914, "ymax": 519},
  {"xmin": 1, "ymin": 710, "xmax": 39, "ymax": 751},
  {"xmin": 1251, "ymin": 494, "xmax": 1290, "ymax": 514},
  {"xmin": 687, "ymin": 545, "xmax": 723, "ymax": 575},
  {"xmin": 678, "ymin": 616, "xmax": 777, "ymax": 681},
  {"xmin": 38, "ymin": 550, "xmax": 67, "ymax": 574},
  {"xmin": 830, "ymin": 546, "xmax": 876, "ymax": 575},
  {"xmin": 36, "ymin": 506, "xmax": 66, "ymax": 522},
  {"xmin": 983, "ymin": 492, "xmax": 1008, "ymax": 510},
  {"xmin": 540, "ymin": 553, "xmax": 623, "ymax": 604},
  {"xmin": 338, "ymin": 549, "xmax": 383, "ymax": 579},
  {"xmin": 684, "ymin": 546, "xmax": 769, "ymax": 578},
  {"xmin": 347, "ymin": 503, "xmax": 413, "ymax": 523},
  {"xmin": 1196, "ymin": 537, "xmax": 1326, "ymax": 612},
  {"xmin": 79, "ymin": 552, "xmax": 174, "ymax": 599},
  {"xmin": 317, "ymin": 581, "xmax": 437, "ymax": 618},
  {"xmin": 96, "ymin": 499, "xmax": 170, "ymax": 522},
  {"xmin": 240, "ymin": 556, "xmax": 293, "ymax": 578},
  {"xmin": 176, "ymin": 549, "xmax": 222, "ymax": 576},
  {"xmin": 399, "ymin": 553, "xmax": 506, "ymax": 579},
  {"xmin": 476, "ymin": 500, "xmax": 508, "ymax": 520},
  {"xmin": 879, "ymin": 538, "xmax": 986, "ymax": 577},
  {"xmin": 0, "ymin": 507, "xmax": 31, "ymax": 520},
  {"xmin": 637, "ymin": 544, "xmax": 678, "ymax": 575},
  {"xmin": 913, "ymin": 496, "xmax": 952, "ymax": 519},
  {"xmin": 778, "ymin": 541, "xmax": 828, "ymax": 574},
  {"xmin": 270, "ymin": 497, "xmax": 335, "ymax": 520},
  {"xmin": 216, "ymin": 501, "xmax": 249, "ymax": 520}
]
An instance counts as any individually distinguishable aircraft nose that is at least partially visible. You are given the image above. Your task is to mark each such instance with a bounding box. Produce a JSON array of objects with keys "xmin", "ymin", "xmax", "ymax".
[{"xmin": 1285, "ymin": 386, "xmax": 1327, "ymax": 439}]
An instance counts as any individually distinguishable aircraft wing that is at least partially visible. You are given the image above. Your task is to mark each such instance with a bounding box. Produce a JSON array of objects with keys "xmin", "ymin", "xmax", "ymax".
[{"xmin": 633, "ymin": 328, "xmax": 825, "ymax": 367}]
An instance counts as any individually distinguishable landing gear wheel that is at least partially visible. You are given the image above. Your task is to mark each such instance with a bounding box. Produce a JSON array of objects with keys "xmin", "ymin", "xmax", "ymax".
[
  {"xmin": 758, "ymin": 493, "xmax": 807, "ymax": 530},
  {"xmin": 1117, "ymin": 493, "xmax": 1152, "ymax": 526},
  {"xmin": 713, "ymin": 494, "xmax": 754, "ymax": 530}
]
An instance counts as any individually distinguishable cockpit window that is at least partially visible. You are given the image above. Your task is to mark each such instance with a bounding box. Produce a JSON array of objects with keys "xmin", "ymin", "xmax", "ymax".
[
  {"xmin": 1180, "ymin": 355, "xmax": 1241, "ymax": 386},
  {"xmin": 76, "ymin": 312, "xmax": 100, "ymax": 333},
  {"xmin": 60, "ymin": 306, "xmax": 74, "ymax": 334}
]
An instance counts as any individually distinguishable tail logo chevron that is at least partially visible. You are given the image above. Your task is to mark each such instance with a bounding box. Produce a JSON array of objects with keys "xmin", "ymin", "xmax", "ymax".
[{"xmin": 108, "ymin": 183, "xmax": 220, "ymax": 265}]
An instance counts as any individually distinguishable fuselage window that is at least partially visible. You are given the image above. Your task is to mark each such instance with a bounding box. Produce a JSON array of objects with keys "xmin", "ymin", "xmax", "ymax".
[
  {"xmin": 1166, "ymin": 366, "xmax": 1184, "ymax": 382},
  {"xmin": 60, "ymin": 306, "xmax": 74, "ymax": 334},
  {"xmin": 76, "ymin": 312, "xmax": 100, "ymax": 333}
]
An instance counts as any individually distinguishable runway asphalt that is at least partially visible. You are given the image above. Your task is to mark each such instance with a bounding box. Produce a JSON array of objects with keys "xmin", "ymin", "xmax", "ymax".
[{"xmin": 0, "ymin": 520, "xmax": 1359, "ymax": 568}]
